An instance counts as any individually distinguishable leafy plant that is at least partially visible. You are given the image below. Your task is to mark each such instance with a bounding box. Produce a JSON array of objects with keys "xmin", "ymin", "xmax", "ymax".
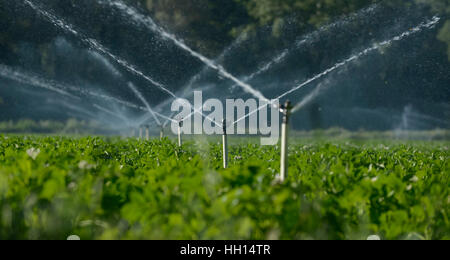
[{"xmin": 0, "ymin": 135, "xmax": 448, "ymax": 240}]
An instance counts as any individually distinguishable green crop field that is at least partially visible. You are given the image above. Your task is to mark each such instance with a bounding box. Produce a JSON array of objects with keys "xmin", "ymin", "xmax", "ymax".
[{"xmin": 0, "ymin": 135, "xmax": 448, "ymax": 240}]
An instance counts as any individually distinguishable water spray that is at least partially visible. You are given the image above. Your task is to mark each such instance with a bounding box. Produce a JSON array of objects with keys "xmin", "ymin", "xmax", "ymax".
[
  {"xmin": 23, "ymin": 0, "xmax": 176, "ymax": 99},
  {"xmin": 231, "ymin": 16, "xmax": 441, "ymax": 127},
  {"xmin": 101, "ymin": 0, "xmax": 271, "ymax": 104},
  {"xmin": 160, "ymin": 126, "xmax": 164, "ymax": 140},
  {"xmin": 228, "ymin": 4, "xmax": 380, "ymax": 93},
  {"xmin": 222, "ymin": 119, "xmax": 228, "ymax": 169},
  {"xmin": 277, "ymin": 16, "xmax": 440, "ymax": 101},
  {"xmin": 279, "ymin": 101, "xmax": 292, "ymax": 183},
  {"xmin": 24, "ymin": 0, "xmax": 270, "ymax": 126},
  {"xmin": 128, "ymin": 83, "xmax": 162, "ymax": 127},
  {"xmin": 0, "ymin": 64, "xmax": 77, "ymax": 99}
]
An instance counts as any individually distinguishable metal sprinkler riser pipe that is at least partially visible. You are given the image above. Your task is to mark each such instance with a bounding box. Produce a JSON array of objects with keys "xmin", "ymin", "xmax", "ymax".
[
  {"xmin": 222, "ymin": 119, "xmax": 228, "ymax": 169},
  {"xmin": 139, "ymin": 126, "xmax": 143, "ymax": 140},
  {"xmin": 280, "ymin": 100, "xmax": 292, "ymax": 182},
  {"xmin": 145, "ymin": 125, "xmax": 150, "ymax": 141},
  {"xmin": 178, "ymin": 120, "xmax": 183, "ymax": 147}
]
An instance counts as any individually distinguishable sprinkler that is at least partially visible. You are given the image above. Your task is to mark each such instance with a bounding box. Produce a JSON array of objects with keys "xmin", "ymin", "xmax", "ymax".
[
  {"xmin": 160, "ymin": 126, "xmax": 164, "ymax": 140},
  {"xmin": 144, "ymin": 124, "xmax": 150, "ymax": 141},
  {"xmin": 139, "ymin": 125, "xmax": 143, "ymax": 140},
  {"xmin": 280, "ymin": 100, "xmax": 292, "ymax": 182},
  {"xmin": 178, "ymin": 119, "xmax": 183, "ymax": 147},
  {"xmin": 222, "ymin": 119, "xmax": 228, "ymax": 169}
]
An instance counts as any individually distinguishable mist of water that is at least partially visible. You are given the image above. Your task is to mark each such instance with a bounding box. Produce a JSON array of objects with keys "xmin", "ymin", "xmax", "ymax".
[
  {"xmin": 0, "ymin": 64, "xmax": 77, "ymax": 98},
  {"xmin": 0, "ymin": 64, "xmax": 136, "ymax": 126},
  {"xmin": 229, "ymin": 4, "xmax": 380, "ymax": 92},
  {"xmin": 232, "ymin": 16, "xmax": 441, "ymax": 127},
  {"xmin": 400, "ymin": 105, "xmax": 413, "ymax": 130},
  {"xmin": 183, "ymin": 32, "xmax": 248, "ymax": 94},
  {"xmin": 44, "ymin": 97, "xmax": 109, "ymax": 125},
  {"xmin": 278, "ymin": 16, "xmax": 440, "ymax": 101},
  {"xmin": 24, "ymin": 0, "xmax": 217, "ymax": 127},
  {"xmin": 100, "ymin": 0, "xmax": 270, "ymax": 103},
  {"xmin": 393, "ymin": 105, "xmax": 436, "ymax": 138},
  {"xmin": 351, "ymin": 107, "xmax": 434, "ymax": 130},
  {"xmin": 291, "ymin": 81, "xmax": 328, "ymax": 113},
  {"xmin": 23, "ymin": 0, "xmax": 177, "ymax": 99},
  {"xmin": 0, "ymin": 63, "xmax": 178, "ymax": 128},
  {"xmin": 93, "ymin": 103, "xmax": 130, "ymax": 125},
  {"xmin": 162, "ymin": 112, "xmax": 177, "ymax": 128},
  {"xmin": 409, "ymin": 111, "xmax": 449, "ymax": 127},
  {"xmin": 13, "ymin": 1, "xmax": 446, "ymax": 134},
  {"xmin": 293, "ymin": 4, "xmax": 380, "ymax": 49},
  {"xmin": 59, "ymin": 101, "xmax": 98, "ymax": 120},
  {"xmin": 231, "ymin": 50, "xmax": 289, "ymax": 90},
  {"xmin": 154, "ymin": 34, "xmax": 249, "ymax": 127},
  {"xmin": 127, "ymin": 82, "xmax": 162, "ymax": 126},
  {"xmin": 88, "ymin": 51, "xmax": 123, "ymax": 79}
]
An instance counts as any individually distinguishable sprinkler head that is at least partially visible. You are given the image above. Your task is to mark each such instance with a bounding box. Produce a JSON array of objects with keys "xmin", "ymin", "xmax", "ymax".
[
  {"xmin": 281, "ymin": 100, "xmax": 293, "ymax": 111},
  {"xmin": 281, "ymin": 100, "xmax": 293, "ymax": 124},
  {"xmin": 222, "ymin": 119, "xmax": 227, "ymax": 135}
]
